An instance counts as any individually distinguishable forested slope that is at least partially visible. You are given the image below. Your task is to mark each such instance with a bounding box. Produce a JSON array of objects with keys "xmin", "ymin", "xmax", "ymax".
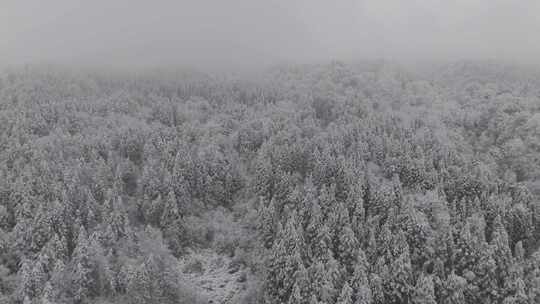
[{"xmin": 0, "ymin": 61, "xmax": 539, "ymax": 304}]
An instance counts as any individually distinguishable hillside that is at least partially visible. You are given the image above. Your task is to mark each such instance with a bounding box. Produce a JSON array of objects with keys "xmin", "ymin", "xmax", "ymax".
[{"xmin": 0, "ymin": 61, "xmax": 540, "ymax": 304}]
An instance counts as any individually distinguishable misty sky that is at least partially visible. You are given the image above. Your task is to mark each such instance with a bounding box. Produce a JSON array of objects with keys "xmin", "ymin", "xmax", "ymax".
[{"xmin": 1, "ymin": 0, "xmax": 539, "ymax": 69}]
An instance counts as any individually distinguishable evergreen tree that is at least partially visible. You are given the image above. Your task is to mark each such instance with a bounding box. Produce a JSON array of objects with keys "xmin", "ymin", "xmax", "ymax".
[
  {"xmin": 265, "ymin": 216, "xmax": 304, "ymax": 304},
  {"xmin": 307, "ymin": 260, "xmax": 337, "ymax": 304},
  {"xmin": 41, "ymin": 281, "xmax": 55, "ymax": 304},
  {"xmin": 31, "ymin": 254, "xmax": 48, "ymax": 298},
  {"xmin": 50, "ymin": 259, "xmax": 66, "ymax": 287},
  {"xmin": 300, "ymin": 176, "xmax": 318, "ymax": 229},
  {"xmin": 311, "ymin": 222, "xmax": 332, "ymax": 261},
  {"xmin": 288, "ymin": 282, "xmax": 303, "ymax": 304},
  {"xmin": 350, "ymin": 193, "xmax": 366, "ymax": 241},
  {"xmin": 294, "ymin": 262, "xmax": 311, "ymax": 304},
  {"xmin": 319, "ymin": 269, "xmax": 336, "ymax": 304},
  {"xmin": 72, "ymin": 226, "xmax": 93, "ymax": 303},
  {"xmin": 376, "ymin": 223, "xmax": 393, "ymax": 263},
  {"xmin": 337, "ymin": 224, "xmax": 358, "ymax": 273},
  {"xmin": 145, "ymin": 194, "xmax": 164, "ymax": 227},
  {"xmin": 384, "ymin": 250, "xmax": 413, "ymax": 304},
  {"xmin": 351, "ymin": 250, "xmax": 372, "ymax": 304},
  {"xmin": 502, "ymin": 270, "xmax": 528, "ymax": 304},
  {"xmin": 42, "ymin": 233, "xmax": 67, "ymax": 262},
  {"xmin": 413, "ymin": 274, "xmax": 437, "ymax": 304},
  {"xmin": 355, "ymin": 282, "xmax": 373, "ymax": 304},
  {"xmin": 84, "ymin": 188, "xmax": 99, "ymax": 229},
  {"xmin": 31, "ymin": 204, "xmax": 53, "ymax": 252},
  {"xmin": 369, "ymin": 273, "xmax": 385, "ymax": 304},
  {"xmin": 442, "ymin": 272, "xmax": 467, "ymax": 304},
  {"xmin": 127, "ymin": 254, "xmax": 165, "ymax": 304},
  {"xmin": 306, "ymin": 197, "xmax": 322, "ymax": 238},
  {"xmin": 527, "ymin": 272, "xmax": 540, "ymax": 304},
  {"xmin": 258, "ymin": 198, "xmax": 277, "ymax": 249},
  {"xmin": 107, "ymin": 196, "xmax": 133, "ymax": 242},
  {"xmin": 346, "ymin": 181, "xmax": 365, "ymax": 223},
  {"xmin": 514, "ymin": 241, "xmax": 524, "ymax": 263},
  {"xmin": 454, "ymin": 219, "xmax": 484, "ymax": 275},
  {"xmin": 467, "ymin": 245, "xmax": 499, "ymax": 304},
  {"xmin": 491, "ymin": 215, "xmax": 512, "ymax": 284},
  {"xmin": 159, "ymin": 189, "xmax": 184, "ymax": 255},
  {"xmin": 336, "ymin": 282, "xmax": 353, "ymax": 304},
  {"xmin": 330, "ymin": 201, "xmax": 350, "ymax": 238},
  {"xmin": 326, "ymin": 253, "xmax": 344, "ymax": 294},
  {"xmin": 318, "ymin": 184, "xmax": 337, "ymax": 219},
  {"xmin": 366, "ymin": 225, "xmax": 378, "ymax": 264},
  {"xmin": 17, "ymin": 259, "xmax": 34, "ymax": 301}
]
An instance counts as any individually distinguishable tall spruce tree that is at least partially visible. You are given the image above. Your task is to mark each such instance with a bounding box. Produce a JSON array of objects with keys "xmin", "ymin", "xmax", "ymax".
[
  {"xmin": 72, "ymin": 226, "xmax": 93, "ymax": 303},
  {"xmin": 413, "ymin": 274, "xmax": 437, "ymax": 304},
  {"xmin": 336, "ymin": 282, "xmax": 353, "ymax": 304}
]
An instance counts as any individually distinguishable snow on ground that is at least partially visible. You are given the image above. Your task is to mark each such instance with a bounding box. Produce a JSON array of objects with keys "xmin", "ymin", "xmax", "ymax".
[{"xmin": 179, "ymin": 250, "xmax": 248, "ymax": 304}]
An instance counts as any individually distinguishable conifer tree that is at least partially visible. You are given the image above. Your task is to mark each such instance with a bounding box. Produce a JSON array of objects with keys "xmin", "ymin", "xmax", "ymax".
[
  {"xmin": 491, "ymin": 215, "xmax": 512, "ymax": 283},
  {"xmin": 385, "ymin": 250, "xmax": 413, "ymax": 304},
  {"xmin": 318, "ymin": 184, "xmax": 337, "ymax": 219},
  {"xmin": 351, "ymin": 249, "xmax": 372, "ymax": 304},
  {"xmin": 146, "ymin": 194, "xmax": 164, "ymax": 226},
  {"xmin": 327, "ymin": 253, "xmax": 345, "ymax": 291},
  {"xmin": 454, "ymin": 220, "xmax": 483, "ymax": 274},
  {"xmin": 336, "ymin": 282, "xmax": 353, "ymax": 304},
  {"xmin": 292, "ymin": 261, "xmax": 311, "ymax": 304},
  {"xmin": 527, "ymin": 271, "xmax": 540, "ymax": 304},
  {"xmin": 337, "ymin": 225, "xmax": 358, "ymax": 273},
  {"xmin": 307, "ymin": 259, "xmax": 336, "ymax": 304},
  {"xmin": 306, "ymin": 197, "xmax": 322, "ymax": 237},
  {"xmin": 346, "ymin": 181, "xmax": 365, "ymax": 222},
  {"xmin": 17, "ymin": 259, "xmax": 34, "ymax": 301},
  {"xmin": 443, "ymin": 272, "xmax": 467, "ymax": 304},
  {"xmin": 413, "ymin": 274, "xmax": 437, "ymax": 304},
  {"xmin": 369, "ymin": 273, "xmax": 385, "ymax": 304},
  {"xmin": 319, "ymin": 269, "xmax": 336, "ymax": 304},
  {"xmin": 502, "ymin": 271, "xmax": 528, "ymax": 304},
  {"xmin": 126, "ymin": 254, "xmax": 167, "ymax": 304},
  {"xmin": 31, "ymin": 204, "xmax": 53, "ymax": 252},
  {"xmin": 41, "ymin": 281, "xmax": 55, "ymax": 304},
  {"xmin": 514, "ymin": 241, "xmax": 524, "ymax": 263},
  {"xmin": 312, "ymin": 222, "xmax": 332, "ymax": 261},
  {"xmin": 300, "ymin": 176, "xmax": 318, "ymax": 229},
  {"xmin": 84, "ymin": 188, "xmax": 99, "ymax": 229},
  {"xmin": 160, "ymin": 189, "xmax": 179, "ymax": 226},
  {"xmin": 265, "ymin": 215, "xmax": 305, "ymax": 304},
  {"xmin": 467, "ymin": 241, "xmax": 499, "ymax": 304},
  {"xmin": 355, "ymin": 280, "xmax": 373, "ymax": 304},
  {"xmin": 377, "ymin": 223, "xmax": 393, "ymax": 263},
  {"xmin": 390, "ymin": 229, "xmax": 410, "ymax": 260},
  {"xmin": 50, "ymin": 259, "xmax": 66, "ymax": 286},
  {"xmin": 258, "ymin": 198, "xmax": 277, "ymax": 249},
  {"xmin": 43, "ymin": 233, "xmax": 67, "ymax": 262},
  {"xmin": 72, "ymin": 226, "xmax": 93, "ymax": 303},
  {"xmin": 31, "ymin": 254, "xmax": 48, "ymax": 298},
  {"xmin": 288, "ymin": 282, "xmax": 303, "ymax": 304},
  {"xmin": 107, "ymin": 196, "xmax": 133, "ymax": 242},
  {"xmin": 366, "ymin": 225, "xmax": 378, "ymax": 264},
  {"xmin": 160, "ymin": 192, "xmax": 184, "ymax": 256}
]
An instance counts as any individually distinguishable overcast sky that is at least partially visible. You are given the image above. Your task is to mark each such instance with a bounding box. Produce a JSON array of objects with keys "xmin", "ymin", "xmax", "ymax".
[{"xmin": 1, "ymin": 0, "xmax": 539, "ymax": 70}]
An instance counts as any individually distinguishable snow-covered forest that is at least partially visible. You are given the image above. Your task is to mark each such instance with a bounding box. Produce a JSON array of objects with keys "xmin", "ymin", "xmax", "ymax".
[{"xmin": 0, "ymin": 61, "xmax": 539, "ymax": 303}]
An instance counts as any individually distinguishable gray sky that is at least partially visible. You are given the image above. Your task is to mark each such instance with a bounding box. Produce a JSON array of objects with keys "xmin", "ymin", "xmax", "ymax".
[{"xmin": 1, "ymin": 0, "xmax": 540, "ymax": 69}]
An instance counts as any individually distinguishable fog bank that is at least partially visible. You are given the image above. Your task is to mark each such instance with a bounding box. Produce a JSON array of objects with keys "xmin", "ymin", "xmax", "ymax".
[{"xmin": 1, "ymin": 0, "xmax": 539, "ymax": 70}]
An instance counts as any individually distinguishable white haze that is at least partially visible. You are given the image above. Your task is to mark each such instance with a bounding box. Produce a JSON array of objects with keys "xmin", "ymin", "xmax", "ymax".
[{"xmin": 1, "ymin": 0, "xmax": 540, "ymax": 70}]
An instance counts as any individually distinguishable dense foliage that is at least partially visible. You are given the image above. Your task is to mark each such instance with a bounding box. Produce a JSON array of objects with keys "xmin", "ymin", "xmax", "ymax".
[{"xmin": 0, "ymin": 61, "xmax": 539, "ymax": 303}]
